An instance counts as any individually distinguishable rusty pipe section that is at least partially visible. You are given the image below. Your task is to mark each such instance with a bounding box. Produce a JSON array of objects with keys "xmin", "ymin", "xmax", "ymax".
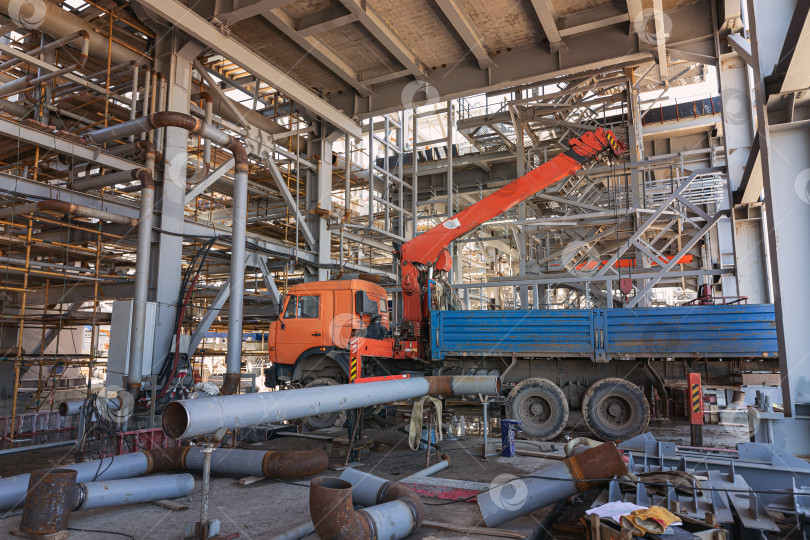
[
  {"xmin": 87, "ymin": 113, "xmax": 248, "ymax": 395},
  {"xmin": 0, "ymin": 199, "xmax": 138, "ymax": 226},
  {"xmin": 16, "ymin": 468, "xmax": 193, "ymax": 536},
  {"xmin": 162, "ymin": 376, "xmax": 499, "ymax": 439},
  {"xmin": 310, "ymin": 476, "xmax": 424, "ymax": 540},
  {"xmin": 141, "ymin": 446, "xmax": 328, "ymax": 479},
  {"xmin": 477, "ymin": 442, "xmax": 628, "ymax": 527},
  {"xmin": 0, "ymin": 446, "xmax": 326, "ymax": 512}
]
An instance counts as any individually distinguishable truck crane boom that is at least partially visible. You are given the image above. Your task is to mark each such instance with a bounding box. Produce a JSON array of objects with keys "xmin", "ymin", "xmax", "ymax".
[{"xmin": 396, "ymin": 127, "xmax": 626, "ymax": 353}]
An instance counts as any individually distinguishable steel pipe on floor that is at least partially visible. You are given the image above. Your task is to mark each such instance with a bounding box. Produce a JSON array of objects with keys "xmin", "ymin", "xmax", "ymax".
[
  {"xmin": 162, "ymin": 376, "xmax": 500, "ymax": 439},
  {"xmin": 310, "ymin": 473, "xmax": 424, "ymax": 540},
  {"xmin": 476, "ymin": 442, "xmax": 628, "ymax": 527},
  {"xmin": 0, "ymin": 446, "xmax": 328, "ymax": 511},
  {"xmin": 0, "ymin": 452, "xmax": 151, "ymax": 510},
  {"xmin": 16, "ymin": 469, "xmax": 193, "ymax": 536}
]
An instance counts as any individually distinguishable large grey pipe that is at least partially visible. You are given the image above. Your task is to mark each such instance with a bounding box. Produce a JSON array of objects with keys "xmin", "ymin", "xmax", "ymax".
[
  {"xmin": 0, "ymin": 0, "xmax": 146, "ymax": 66},
  {"xmin": 70, "ymin": 167, "xmax": 150, "ymax": 191},
  {"xmin": 127, "ymin": 143, "xmax": 156, "ymax": 391},
  {"xmin": 0, "ymin": 200, "xmax": 138, "ymax": 226},
  {"xmin": 16, "ymin": 470, "xmax": 193, "ymax": 536},
  {"xmin": 77, "ymin": 474, "xmax": 194, "ymax": 510},
  {"xmin": 0, "ymin": 445, "xmax": 326, "ymax": 511},
  {"xmin": 162, "ymin": 376, "xmax": 500, "ymax": 439},
  {"xmin": 476, "ymin": 442, "xmax": 628, "ymax": 527},
  {"xmin": 0, "ymin": 452, "xmax": 151, "ymax": 510},
  {"xmin": 86, "ymin": 112, "xmax": 249, "ymax": 395}
]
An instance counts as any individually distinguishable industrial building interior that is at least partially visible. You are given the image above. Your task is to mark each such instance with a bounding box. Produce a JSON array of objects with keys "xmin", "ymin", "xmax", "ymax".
[{"xmin": 0, "ymin": 0, "xmax": 808, "ymax": 537}]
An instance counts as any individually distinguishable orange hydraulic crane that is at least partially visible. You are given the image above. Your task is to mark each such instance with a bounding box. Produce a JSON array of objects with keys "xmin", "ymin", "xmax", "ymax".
[{"xmin": 395, "ymin": 127, "xmax": 626, "ymax": 356}]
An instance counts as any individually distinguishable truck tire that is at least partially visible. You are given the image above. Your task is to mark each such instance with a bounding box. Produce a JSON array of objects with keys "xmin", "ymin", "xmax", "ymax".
[
  {"xmin": 581, "ymin": 378, "xmax": 650, "ymax": 441},
  {"xmin": 301, "ymin": 378, "xmax": 348, "ymax": 431},
  {"xmin": 506, "ymin": 378, "xmax": 569, "ymax": 440}
]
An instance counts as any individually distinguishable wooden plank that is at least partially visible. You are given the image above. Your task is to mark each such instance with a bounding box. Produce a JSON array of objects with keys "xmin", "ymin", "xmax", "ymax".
[
  {"xmin": 277, "ymin": 432, "xmax": 335, "ymax": 440},
  {"xmin": 239, "ymin": 476, "xmax": 265, "ymax": 486},
  {"xmin": 515, "ymin": 449, "xmax": 565, "ymax": 460},
  {"xmin": 741, "ymin": 373, "xmax": 781, "ymax": 386},
  {"xmin": 151, "ymin": 499, "xmax": 189, "ymax": 511},
  {"xmin": 423, "ymin": 520, "xmax": 526, "ymax": 538}
]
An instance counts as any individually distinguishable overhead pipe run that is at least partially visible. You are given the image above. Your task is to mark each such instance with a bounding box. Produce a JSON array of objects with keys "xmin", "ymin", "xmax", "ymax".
[
  {"xmin": 86, "ymin": 112, "xmax": 248, "ymax": 395},
  {"xmin": 0, "ymin": 30, "xmax": 89, "ymax": 99},
  {"xmin": 0, "ymin": 200, "xmax": 138, "ymax": 226},
  {"xmin": 476, "ymin": 442, "xmax": 628, "ymax": 527},
  {"xmin": 16, "ymin": 469, "xmax": 193, "ymax": 537},
  {"xmin": 70, "ymin": 166, "xmax": 152, "ymax": 191},
  {"xmin": 162, "ymin": 375, "xmax": 500, "ymax": 439},
  {"xmin": 0, "ymin": 0, "xmax": 147, "ymax": 66},
  {"xmin": 0, "ymin": 446, "xmax": 328, "ymax": 511},
  {"xmin": 310, "ymin": 474, "xmax": 424, "ymax": 540}
]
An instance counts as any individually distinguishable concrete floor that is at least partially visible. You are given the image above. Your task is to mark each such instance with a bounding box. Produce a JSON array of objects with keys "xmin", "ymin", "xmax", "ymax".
[{"xmin": 0, "ymin": 414, "xmax": 751, "ymax": 540}]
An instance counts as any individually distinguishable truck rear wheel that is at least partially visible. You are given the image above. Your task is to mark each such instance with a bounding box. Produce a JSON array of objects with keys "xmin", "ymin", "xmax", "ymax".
[
  {"xmin": 302, "ymin": 378, "xmax": 347, "ymax": 431},
  {"xmin": 581, "ymin": 378, "xmax": 650, "ymax": 441},
  {"xmin": 506, "ymin": 378, "xmax": 569, "ymax": 440}
]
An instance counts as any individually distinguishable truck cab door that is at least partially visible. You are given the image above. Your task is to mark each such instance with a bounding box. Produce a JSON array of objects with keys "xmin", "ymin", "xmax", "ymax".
[
  {"xmin": 332, "ymin": 289, "xmax": 354, "ymax": 349},
  {"xmin": 274, "ymin": 293, "xmax": 326, "ymax": 365}
]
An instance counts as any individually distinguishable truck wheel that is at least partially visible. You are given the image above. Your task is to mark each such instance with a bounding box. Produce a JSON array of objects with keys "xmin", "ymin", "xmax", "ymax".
[
  {"xmin": 581, "ymin": 378, "xmax": 650, "ymax": 441},
  {"xmin": 506, "ymin": 378, "xmax": 569, "ymax": 440},
  {"xmin": 302, "ymin": 378, "xmax": 347, "ymax": 431}
]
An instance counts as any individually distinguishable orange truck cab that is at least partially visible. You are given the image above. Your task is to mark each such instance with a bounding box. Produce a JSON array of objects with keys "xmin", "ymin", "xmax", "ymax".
[{"xmin": 264, "ymin": 279, "xmax": 390, "ymax": 389}]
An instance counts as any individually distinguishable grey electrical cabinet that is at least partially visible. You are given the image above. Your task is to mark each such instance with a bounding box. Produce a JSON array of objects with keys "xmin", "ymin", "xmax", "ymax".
[{"xmin": 106, "ymin": 300, "xmax": 157, "ymax": 390}]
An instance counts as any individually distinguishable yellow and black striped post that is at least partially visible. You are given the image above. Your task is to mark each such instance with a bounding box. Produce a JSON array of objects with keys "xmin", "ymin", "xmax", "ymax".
[
  {"xmin": 349, "ymin": 338, "xmax": 360, "ymax": 383},
  {"xmin": 688, "ymin": 372, "xmax": 704, "ymax": 447}
]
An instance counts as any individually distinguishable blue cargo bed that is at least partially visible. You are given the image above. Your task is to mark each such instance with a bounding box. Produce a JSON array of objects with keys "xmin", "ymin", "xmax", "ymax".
[{"xmin": 430, "ymin": 304, "xmax": 778, "ymax": 362}]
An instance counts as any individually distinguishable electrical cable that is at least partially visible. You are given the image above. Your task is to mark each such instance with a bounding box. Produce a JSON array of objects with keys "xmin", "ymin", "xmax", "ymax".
[{"xmin": 67, "ymin": 527, "xmax": 136, "ymax": 539}]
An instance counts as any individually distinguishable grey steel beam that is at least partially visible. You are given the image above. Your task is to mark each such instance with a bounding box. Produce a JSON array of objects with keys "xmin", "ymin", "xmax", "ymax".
[
  {"xmin": 262, "ymin": 153, "xmax": 315, "ymax": 246},
  {"xmin": 29, "ymin": 302, "xmax": 82, "ymax": 356},
  {"xmin": 559, "ymin": 14, "xmax": 630, "ymax": 38},
  {"xmin": 136, "ymin": 0, "xmax": 361, "ymax": 138},
  {"xmin": 213, "ymin": 0, "xmax": 290, "ymax": 24},
  {"xmin": 296, "ymin": 7, "xmax": 356, "ymax": 36},
  {"xmin": 262, "ymin": 9, "xmax": 372, "ymax": 96},
  {"xmin": 453, "ymin": 268, "xmax": 733, "ymax": 289},
  {"xmin": 184, "ymin": 158, "xmax": 235, "ymax": 204},
  {"xmin": 728, "ymin": 33, "xmax": 754, "ymax": 66},
  {"xmin": 0, "ymin": 117, "xmax": 139, "ymax": 171},
  {"xmin": 336, "ymin": 0, "xmax": 428, "ymax": 79},
  {"xmin": 435, "ymin": 0, "xmax": 496, "ymax": 70},
  {"xmin": 0, "ymin": 171, "xmax": 314, "ymax": 262},
  {"xmin": 625, "ymin": 211, "xmax": 727, "ymax": 307},
  {"xmin": 188, "ymin": 275, "xmax": 232, "ymax": 358},
  {"xmin": 652, "ymin": 0, "xmax": 667, "ymax": 80},
  {"xmin": 529, "ymin": 0, "xmax": 566, "ymax": 52},
  {"xmin": 256, "ymin": 256, "xmax": 281, "ymax": 304},
  {"xmin": 626, "ymin": 0, "xmax": 642, "ymax": 32},
  {"xmin": 594, "ymin": 168, "xmax": 724, "ymax": 278}
]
